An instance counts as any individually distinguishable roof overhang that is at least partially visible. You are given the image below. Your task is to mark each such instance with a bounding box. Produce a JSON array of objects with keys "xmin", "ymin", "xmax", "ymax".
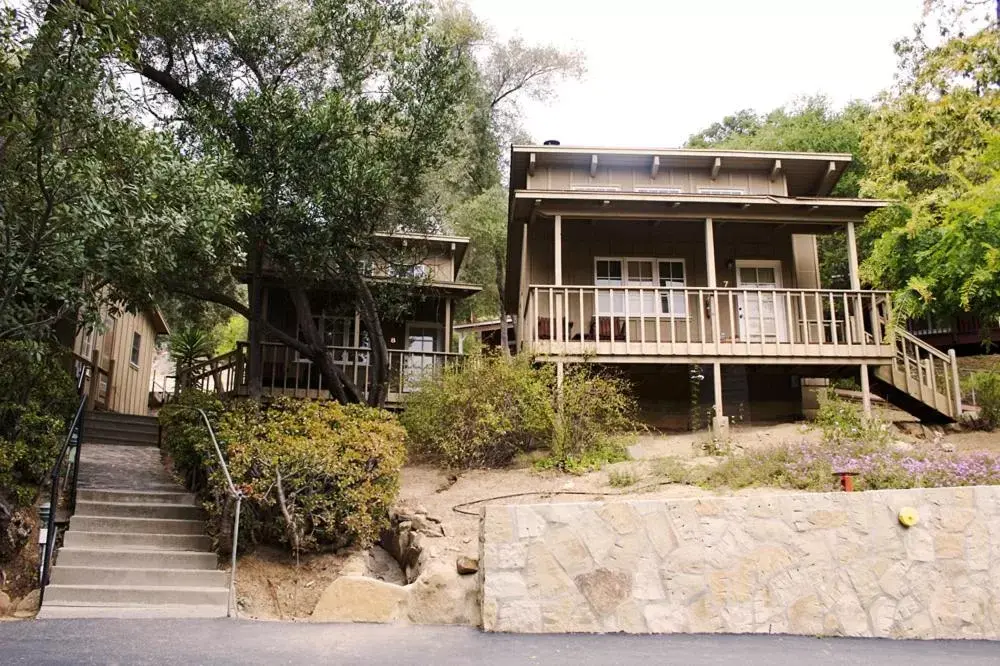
[
  {"xmin": 374, "ymin": 231, "xmax": 471, "ymax": 273},
  {"xmin": 149, "ymin": 308, "xmax": 169, "ymax": 335},
  {"xmin": 510, "ymin": 145, "xmax": 854, "ymax": 197},
  {"xmin": 453, "ymin": 316, "xmax": 514, "ymax": 333}
]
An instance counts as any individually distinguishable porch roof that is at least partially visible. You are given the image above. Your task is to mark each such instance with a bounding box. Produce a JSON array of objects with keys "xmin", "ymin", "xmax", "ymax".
[{"xmin": 509, "ymin": 145, "xmax": 856, "ymax": 197}]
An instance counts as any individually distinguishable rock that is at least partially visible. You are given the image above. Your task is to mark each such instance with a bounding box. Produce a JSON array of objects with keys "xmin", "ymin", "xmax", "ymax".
[
  {"xmin": 410, "ymin": 514, "xmax": 445, "ymax": 537},
  {"xmin": 456, "ymin": 556, "xmax": 479, "ymax": 575},
  {"xmin": 311, "ymin": 576, "xmax": 409, "ymax": 623},
  {"xmin": 15, "ymin": 589, "xmax": 39, "ymax": 613},
  {"xmin": 13, "ymin": 610, "xmax": 34, "ymax": 619},
  {"xmin": 891, "ymin": 440, "xmax": 914, "ymax": 453},
  {"xmin": 940, "ymin": 441, "xmax": 956, "ymax": 453},
  {"xmin": 0, "ymin": 590, "xmax": 11, "ymax": 616},
  {"xmin": 574, "ymin": 568, "xmax": 630, "ymax": 617},
  {"xmin": 407, "ymin": 561, "xmax": 480, "ymax": 626}
]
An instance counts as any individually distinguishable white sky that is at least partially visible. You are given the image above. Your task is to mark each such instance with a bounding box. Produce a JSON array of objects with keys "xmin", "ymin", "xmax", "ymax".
[{"xmin": 466, "ymin": 0, "xmax": 925, "ymax": 147}]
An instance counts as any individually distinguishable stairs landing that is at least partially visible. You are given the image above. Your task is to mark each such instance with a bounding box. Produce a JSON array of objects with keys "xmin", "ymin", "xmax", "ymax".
[{"xmin": 39, "ymin": 416, "xmax": 228, "ymax": 619}]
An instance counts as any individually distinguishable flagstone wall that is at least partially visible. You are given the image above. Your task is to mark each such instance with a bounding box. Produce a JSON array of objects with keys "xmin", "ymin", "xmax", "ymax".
[{"xmin": 480, "ymin": 486, "xmax": 1000, "ymax": 638}]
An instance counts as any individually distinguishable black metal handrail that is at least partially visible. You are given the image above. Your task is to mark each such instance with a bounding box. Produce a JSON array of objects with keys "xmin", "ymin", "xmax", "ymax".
[{"xmin": 39, "ymin": 392, "xmax": 88, "ymax": 602}]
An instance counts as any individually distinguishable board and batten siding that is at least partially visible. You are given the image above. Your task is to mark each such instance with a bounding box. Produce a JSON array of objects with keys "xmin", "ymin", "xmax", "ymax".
[
  {"xmin": 527, "ymin": 165, "xmax": 788, "ymax": 197},
  {"xmin": 74, "ymin": 308, "xmax": 162, "ymax": 416}
]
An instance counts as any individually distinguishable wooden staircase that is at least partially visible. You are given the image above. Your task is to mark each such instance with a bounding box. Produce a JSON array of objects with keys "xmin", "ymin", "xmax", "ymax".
[{"xmin": 870, "ymin": 327, "xmax": 962, "ymax": 424}]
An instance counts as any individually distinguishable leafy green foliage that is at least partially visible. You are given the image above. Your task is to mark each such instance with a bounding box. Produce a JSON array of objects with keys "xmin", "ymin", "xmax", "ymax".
[
  {"xmin": 402, "ymin": 354, "xmax": 554, "ymax": 468},
  {"xmin": 813, "ymin": 390, "xmax": 892, "ymax": 449},
  {"xmin": 0, "ymin": 342, "xmax": 77, "ymax": 508},
  {"xmin": 685, "ymin": 96, "xmax": 871, "ymax": 288},
  {"xmin": 965, "ymin": 371, "xmax": 1000, "ymax": 430},
  {"xmin": 402, "ymin": 354, "xmax": 636, "ymax": 470},
  {"xmin": 861, "ymin": 27, "xmax": 1000, "ymax": 329},
  {"xmin": 160, "ymin": 394, "xmax": 405, "ymax": 553},
  {"xmin": 168, "ymin": 328, "xmax": 217, "ymax": 368},
  {"xmin": 449, "ymin": 186, "xmax": 509, "ymax": 325},
  {"xmin": 0, "ymin": 2, "xmax": 246, "ymax": 341}
]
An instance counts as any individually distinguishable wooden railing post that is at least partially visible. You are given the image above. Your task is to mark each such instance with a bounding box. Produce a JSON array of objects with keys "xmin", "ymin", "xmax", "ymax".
[{"xmin": 949, "ymin": 349, "xmax": 962, "ymax": 418}]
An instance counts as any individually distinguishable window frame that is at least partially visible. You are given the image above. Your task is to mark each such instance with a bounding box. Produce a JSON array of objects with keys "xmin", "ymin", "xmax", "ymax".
[
  {"xmin": 696, "ymin": 187, "xmax": 747, "ymax": 195},
  {"xmin": 592, "ymin": 256, "xmax": 688, "ymax": 317},
  {"xmin": 129, "ymin": 331, "xmax": 142, "ymax": 369}
]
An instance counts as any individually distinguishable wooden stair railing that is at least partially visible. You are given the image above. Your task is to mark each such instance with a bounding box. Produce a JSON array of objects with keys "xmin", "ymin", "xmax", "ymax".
[{"xmin": 874, "ymin": 325, "xmax": 962, "ymax": 420}]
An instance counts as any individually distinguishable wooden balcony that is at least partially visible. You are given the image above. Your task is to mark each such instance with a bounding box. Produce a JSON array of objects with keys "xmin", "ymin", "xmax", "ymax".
[
  {"xmin": 180, "ymin": 341, "xmax": 461, "ymax": 405},
  {"xmin": 522, "ymin": 285, "xmax": 894, "ymax": 365}
]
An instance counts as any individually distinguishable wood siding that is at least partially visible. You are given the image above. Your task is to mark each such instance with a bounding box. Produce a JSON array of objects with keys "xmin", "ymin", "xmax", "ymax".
[
  {"xmin": 527, "ymin": 165, "xmax": 788, "ymax": 197},
  {"xmin": 74, "ymin": 309, "xmax": 160, "ymax": 416}
]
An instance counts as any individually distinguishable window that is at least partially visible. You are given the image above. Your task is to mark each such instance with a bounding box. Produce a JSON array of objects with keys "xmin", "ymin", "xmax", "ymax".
[
  {"xmin": 594, "ymin": 258, "xmax": 687, "ymax": 316},
  {"xmin": 389, "ymin": 262, "xmax": 430, "ymax": 279},
  {"xmin": 129, "ymin": 332, "xmax": 141, "ymax": 368},
  {"xmin": 571, "ymin": 185, "xmax": 622, "ymax": 192},
  {"xmin": 697, "ymin": 187, "xmax": 746, "ymax": 195},
  {"xmin": 634, "ymin": 186, "xmax": 683, "ymax": 194},
  {"xmin": 658, "ymin": 260, "xmax": 687, "ymax": 315}
]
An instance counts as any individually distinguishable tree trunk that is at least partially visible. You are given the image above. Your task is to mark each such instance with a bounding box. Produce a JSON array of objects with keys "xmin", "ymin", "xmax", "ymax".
[
  {"xmin": 247, "ymin": 247, "xmax": 264, "ymax": 398},
  {"xmin": 286, "ymin": 287, "xmax": 366, "ymax": 404},
  {"xmin": 355, "ymin": 280, "xmax": 389, "ymax": 408}
]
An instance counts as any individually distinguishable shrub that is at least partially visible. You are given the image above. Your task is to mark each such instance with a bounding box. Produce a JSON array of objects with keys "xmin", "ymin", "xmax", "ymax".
[
  {"xmin": 813, "ymin": 390, "xmax": 891, "ymax": 449},
  {"xmin": 0, "ymin": 341, "xmax": 77, "ymax": 509},
  {"xmin": 401, "ymin": 354, "xmax": 637, "ymax": 470},
  {"xmin": 401, "ymin": 354, "xmax": 555, "ymax": 468},
  {"xmin": 965, "ymin": 371, "xmax": 1000, "ymax": 430},
  {"xmin": 160, "ymin": 394, "xmax": 406, "ymax": 554}
]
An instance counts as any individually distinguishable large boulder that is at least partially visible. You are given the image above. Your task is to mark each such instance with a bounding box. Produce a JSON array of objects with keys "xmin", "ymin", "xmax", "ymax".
[
  {"xmin": 311, "ymin": 576, "xmax": 409, "ymax": 623},
  {"xmin": 406, "ymin": 560, "xmax": 480, "ymax": 626}
]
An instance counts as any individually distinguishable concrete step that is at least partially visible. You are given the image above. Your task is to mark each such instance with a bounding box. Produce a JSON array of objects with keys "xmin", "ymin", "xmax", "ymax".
[
  {"xmin": 85, "ymin": 421, "xmax": 159, "ymax": 435},
  {"xmin": 88, "ymin": 413, "xmax": 159, "ymax": 427},
  {"xmin": 82, "ymin": 434, "xmax": 158, "ymax": 447},
  {"xmin": 43, "ymin": 584, "xmax": 228, "ymax": 607},
  {"xmin": 77, "ymin": 489, "xmax": 196, "ymax": 505},
  {"xmin": 63, "ymin": 531, "xmax": 213, "ymax": 551},
  {"xmin": 50, "ymin": 566, "xmax": 227, "ymax": 588},
  {"xmin": 75, "ymin": 500, "xmax": 204, "ymax": 520},
  {"xmin": 37, "ymin": 603, "xmax": 228, "ymax": 619},
  {"xmin": 56, "ymin": 548, "xmax": 218, "ymax": 570},
  {"xmin": 70, "ymin": 515, "xmax": 207, "ymax": 536}
]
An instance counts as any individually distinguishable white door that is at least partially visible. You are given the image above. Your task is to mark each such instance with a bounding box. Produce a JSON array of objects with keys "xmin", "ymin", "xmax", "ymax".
[
  {"xmin": 403, "ymin": 325, "xmax": 440, "ymax": 390},
  {"xmin": 736, "ymin": 262, "xmax": 787, "ymax": 343}
]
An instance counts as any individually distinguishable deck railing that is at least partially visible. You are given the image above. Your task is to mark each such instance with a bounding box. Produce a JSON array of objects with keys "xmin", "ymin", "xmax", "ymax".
[
  {"xmin": 180, "ymin": 341, "xmax": 460, "ymax": 402},
  {"xmin": 523, "ymin": 285, "xmax": 893, "ymax": 360}
]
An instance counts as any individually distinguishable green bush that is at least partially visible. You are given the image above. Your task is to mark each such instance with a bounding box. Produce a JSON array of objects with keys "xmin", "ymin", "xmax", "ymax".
[
  {"xmin": 0, "ymin": 341, "xmax": 77, "ymax": 508},
  {"xmin": 965, "ymin": 371, "xmax": 1000, "ymax": 430},
  {"xmin": 401, "ymin": 354, "xmax": 637, "ymax": 470},
  {"xmin": 160, "ymin": 394, "xmax": 406, "ymax": 553},
  {"xmin": 813, "ymin": 390, "xmax": 891, "ymax": 448},
  {"xmin": 402, "ymin": 354, "xmax": 554, "ymax": 467}
]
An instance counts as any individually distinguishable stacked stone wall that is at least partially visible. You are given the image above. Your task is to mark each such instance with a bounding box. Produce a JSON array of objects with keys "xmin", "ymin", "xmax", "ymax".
[{"xmin": 481, "ymin": 487, "xmax": 1000, "ymax": 638}]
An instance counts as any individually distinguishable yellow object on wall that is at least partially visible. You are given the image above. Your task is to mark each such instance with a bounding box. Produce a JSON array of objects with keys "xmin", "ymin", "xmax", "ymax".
[{"xmin": 898, "ymin": 507, "xmax": 919, "ymax": 527}]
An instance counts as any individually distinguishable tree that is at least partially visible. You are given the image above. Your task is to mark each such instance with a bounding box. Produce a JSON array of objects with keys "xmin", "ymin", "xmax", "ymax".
[
  {"xmin": 127, "ymin": 0, "xmax": 471, "ymax": 405},
  {"xmin": 432, "ymin": 8, "xmax": 584, "ymax": 343},
  {"xmin": 685, "ymin": 97, "xmax": 872, "ymax": 287},
  {"xmin": 0, "ymin": 1, "xmax": 243, "ymax": 343},
  {"xmin": 861, "ymin": 23, "xmax": 1000, "ymax": 333}
]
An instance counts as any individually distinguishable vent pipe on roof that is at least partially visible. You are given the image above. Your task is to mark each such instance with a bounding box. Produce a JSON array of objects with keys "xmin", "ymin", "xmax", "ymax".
[{"xmin": 543, "ymin": 139, "xmax": 560, "ymax": 146}]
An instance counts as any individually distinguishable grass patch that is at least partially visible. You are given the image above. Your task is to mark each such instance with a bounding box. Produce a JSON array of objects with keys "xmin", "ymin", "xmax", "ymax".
[
  {"xmin": 534, "ymin": 438, "xmax": 630, "ymax": 475},
  {"xmin": 607, "ymin": 468, "xmax": 638, "ymax": 488}
]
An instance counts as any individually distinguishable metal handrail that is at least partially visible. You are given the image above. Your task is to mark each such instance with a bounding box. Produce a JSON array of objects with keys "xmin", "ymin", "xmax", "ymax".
[
  {"xmin": 169, "ymin": 407, "xmax": 243, "ymax": 618},
  {"xmin": 39, "ymin": 392, "xmax": 87, "ymax": 603}
]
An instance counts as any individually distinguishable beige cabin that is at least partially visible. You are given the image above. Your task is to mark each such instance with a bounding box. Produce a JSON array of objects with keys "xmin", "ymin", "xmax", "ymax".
[
  {"xmin": 505, "ymin": 144, "xmax": 964, "ymax": 430},
  {"xmin": 73, "ymin": 307, "xmax": 169, "ymax": 416}
]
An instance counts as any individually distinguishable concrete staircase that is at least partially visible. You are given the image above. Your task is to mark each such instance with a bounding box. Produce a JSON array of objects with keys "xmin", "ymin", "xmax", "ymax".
[
  {"xmin": 39, "ymin": 414, "xmax": 229, "ymax": 618},
  {"xmin": 83, "ymin": 411, "xmax": 160, "ymax": 447}
]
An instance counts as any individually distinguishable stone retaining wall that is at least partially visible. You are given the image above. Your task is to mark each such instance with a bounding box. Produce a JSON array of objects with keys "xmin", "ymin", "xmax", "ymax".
[{"xmin": 480, "ymin": 486, "xmax": 1000, "ymax": 638}]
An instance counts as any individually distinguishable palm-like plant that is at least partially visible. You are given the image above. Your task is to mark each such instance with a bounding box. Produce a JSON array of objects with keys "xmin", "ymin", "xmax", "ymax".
[{"xmin": 168, "ymin": 328, "xmax": 217, "ymax": 386}]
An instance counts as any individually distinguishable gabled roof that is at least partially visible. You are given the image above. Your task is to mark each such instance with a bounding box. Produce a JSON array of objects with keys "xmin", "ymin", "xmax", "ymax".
[{"xmin": 510, "ymin": 145, "xmax": 855, "ymax": 197}]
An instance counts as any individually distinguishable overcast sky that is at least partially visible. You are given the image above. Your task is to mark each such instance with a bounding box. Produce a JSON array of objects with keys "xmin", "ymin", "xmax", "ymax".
[{"xmin": 465, "ymin": 0, "xmax": 925, "ymax": 147}]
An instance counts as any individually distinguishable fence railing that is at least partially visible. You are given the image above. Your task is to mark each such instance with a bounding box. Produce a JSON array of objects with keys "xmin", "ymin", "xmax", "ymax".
[
  {"xmin": 887, "ymin": 328, "xmax": 962, "ymax": 418},
  {"xmin": 39, "ymin": 392, "xmax": 87, "ymax": 602},
  {"xmin": 178, "ymin": 342, "xmax": 461, "ymax": 401},
  {"xmin": 523, "ymin": 285, "xmax": 893, "ymax": 359}
]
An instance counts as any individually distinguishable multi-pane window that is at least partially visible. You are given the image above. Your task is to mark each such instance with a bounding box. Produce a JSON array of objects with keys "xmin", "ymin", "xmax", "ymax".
[
  {"xmin": 658, "ymin": 260, "xmax": 687, "ymax": 315},
  {"xmin": 595, "ymin": 258, "xmax": 687, "ymax": 316}
]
